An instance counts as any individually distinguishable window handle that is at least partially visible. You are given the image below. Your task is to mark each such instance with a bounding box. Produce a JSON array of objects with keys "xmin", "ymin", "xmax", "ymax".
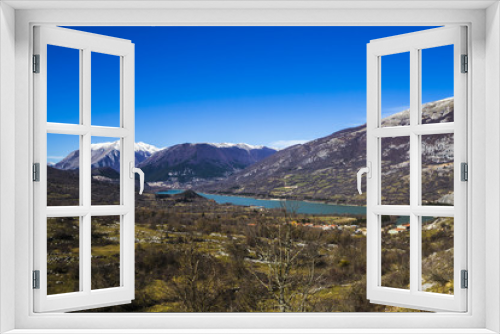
[
  {"xmin": 357, "ymin": 162, "xmax": 371, "ymax": 195},
  {"xmin": 129, "ymin": 162, "xmax": 145, "ymax": 195}
]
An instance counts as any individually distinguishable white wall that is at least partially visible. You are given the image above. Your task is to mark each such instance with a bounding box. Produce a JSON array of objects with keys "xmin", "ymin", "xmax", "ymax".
[
  {"xmin": 1, "ymin": 3, "xmax": 495, "ymax": 332},
  {"xmin": 486, "ymin": 2, "xmax": 500, "ymax": 333},
  {"xmin": 0, "ymin": 2, "xmax": 16, "ymax": 333}
]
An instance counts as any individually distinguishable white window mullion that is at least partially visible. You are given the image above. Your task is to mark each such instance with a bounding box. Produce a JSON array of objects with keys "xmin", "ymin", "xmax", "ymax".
[
  {"xmin": 409, "ymin": 47, "xmax": 420, "ymax": 294},
  {"xmin": 415, "ymin": 48, "xmax": 424, "ymax": 293},
  {"xmin": 45, "ymin": 124, "xmax": 130, "ymax": 137},
  {"xmin": 82, "ymin": 47, "xmax": 92, "ymax": 295},
  {"xmin": 119, "ymin": 59, "xmax": 126, "ymax": 290},
  {"xmin": 82, "ymin": 214, "xmax": 91, "ymax": 294},
  {"xmin": 365, "ymin": 46, "xmax": 380, "ymax": 299},
  {"xmin": 82, "ymin": 47, "xmax": 91, "ymax": 208},
  {"xmin": 120, "ymin": 215, "xmax": 124, "ymax": 287},
  {"xmin": 372, "ymin": 126, "xmax": 411, "ymax": 138},
  {"xmin": 412, "ymin": 123, "xmax": 454, "ymax": 135},
  {"xmin": 373, "ymin": 123, "xmax": 454, "ymax": 138},
  {"xmin": 90, "ymin": 126, "xmax": 130, "ymax": 138},
  {"xmin": 372, "ymin": 205, "xmax": 411, "ymax": 215},
  {"xmin": 78, "ymin": 48, "xmax": 85, "ymax": 293},
  {"xmin": 412, "ymin": 206, "xmax": 455, "ymax": 217},
  {"xmin": 373, "ymin": 205, "xmax": 455, "ymax": 217},
  {"xmin": 121, "ymin": 48, "xmax": 136, "ymax": 296},
  {"xmin": 45, "ymin": 205, "xmax": 131, "ymax": 217},
  {"xmin": 46, "ymin": 123, "xmax": 87, "ymax": 135}
]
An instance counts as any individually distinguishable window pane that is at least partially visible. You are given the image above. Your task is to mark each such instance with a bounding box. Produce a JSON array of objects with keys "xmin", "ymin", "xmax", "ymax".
[
  {"xmin": 91, "ymin": 52, "xmax": 120, "ymax": 127},
  {"xmin": 421, "ymin": 216, "xmax": 454, "ymax": 295},
  {"xmin": 47, "ymin": 217, "xmax": 80, "ymax": 295},
  {"xmin": 47, "ymin": 45, "xmax": 80, "ymax": 124},
  {"xmin": 381, "ymin": 136, "xmax": 410, "ymax": 205},
  {"xmin": 91, "ymin": 137, "xmax": 121, "ymax": 206},
  {"xmin": 91, "ymin": 215, "xmax": 121, "ymax": 290},
  {"xmin": 381, "ymin": 215, "xmax": 410, "ymax": 290},
  {"xmin": 421, "ymin": 45, "xmax": 454, "ymax": 124},
  {"xmin": 421, "ymin": 133, "xmax": 454, "ymax": 206},
  {"xmin": 48, "ymin": 133, "xmax": 80, "ymax": 206},
  {"xmin": 381, "ymin": 52, "xmax": 410, "ymax": 127}
]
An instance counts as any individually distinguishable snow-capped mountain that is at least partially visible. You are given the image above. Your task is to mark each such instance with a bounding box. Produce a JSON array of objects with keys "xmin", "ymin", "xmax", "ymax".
[
  {"xmin": 54, "ymin": 141, "xmax": 162, "ymax": 171},
  {"xmin": 53, "ymin": 140, "xmax": 276, "ymax": 185},
  {"xmin": 206, "ymin": 143, "xmax": 265, "ymax": 151}
]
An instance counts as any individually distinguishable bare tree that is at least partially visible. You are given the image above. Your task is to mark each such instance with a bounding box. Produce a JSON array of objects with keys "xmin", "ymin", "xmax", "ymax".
[
  {"xmin": 250, "ymin": 199, "xmax": 323, "ymax": 312},
  {"xmin": 169, "ymin": 237, "xmax": 225, "ymax": 312}
]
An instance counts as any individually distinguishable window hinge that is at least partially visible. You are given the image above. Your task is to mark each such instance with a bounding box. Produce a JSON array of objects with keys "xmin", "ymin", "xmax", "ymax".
[
  {"xmin": 33, "ymin": 163, "xmax": 40, "ymax": 182},
  {"xmin": 461, "ymin": 270, "xmax": 468, "ymax": 289},
  {"xmin": 33, "ymin": 270, "xmax": 40, "ymax": 289},
  {"xmin": 33, "ymin": 54, "xmax": 40, "ymax": 73},
  {"xmin": 461, "ymin": 54, "xmax": 468, "ymax": 73},
  {"xmin": 461, "ymin": 162, "xmax": 468, "ymax": 181}
]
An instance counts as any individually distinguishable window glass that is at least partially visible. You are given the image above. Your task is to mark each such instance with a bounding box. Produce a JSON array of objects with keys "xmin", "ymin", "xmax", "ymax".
[
  {"xmin": 92, "ymin": 216, "xmax": 121, "ymax": 290},
  {"xmin": 91, "ymin": 52, "xmax": 121, "ymax": 127},
  {"xmin": 422, "ymin": 134, "xmax": 454, "ymax": 206},
  {"xmin": 381, "ymin": 137, "xmax": 410, "ymax": 205},
  {"xmin": 47, "ymin": 217, "xmax": 80, "ymax": 295},
  {"xmin": 47, "ymin": 133, "xmax": 80, "ymax": 206},
  {"xmin": 421, "ymin": 45, "xmax": 454, "ymax": 124},
  {"xmin": 421, "ymin": 216, "xmax": 454, "ymax": 295},
  {"xmin": 91, "ymin": 137, "xmax": 121, "ymax": 206},
  {"xmin": 47, "ymin": 45, "xmax": 80, "ymax": 124},
  {"xmin": 381, "ymin": 215, "xmax": 410, "ymax": 290},
  {"xmin": 381, "ymin": 52, "xmax": 410, "ymax": 127}
]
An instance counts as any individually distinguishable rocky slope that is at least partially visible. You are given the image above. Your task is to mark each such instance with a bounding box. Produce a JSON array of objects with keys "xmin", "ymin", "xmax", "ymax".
[{"xmin": 199, "ymin": 98, "xmax": 455, "ymax": 206}]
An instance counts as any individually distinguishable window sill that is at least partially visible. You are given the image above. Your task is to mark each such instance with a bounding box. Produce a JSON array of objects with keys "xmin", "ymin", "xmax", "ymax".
[{"xmin": 4, "ymin": 329, "xmax": 498, "ymax": 334}]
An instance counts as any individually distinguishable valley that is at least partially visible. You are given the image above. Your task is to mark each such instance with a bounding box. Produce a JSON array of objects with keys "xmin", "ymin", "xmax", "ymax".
[
  {"xmin": 47, "ymin": 178, "xmax": 453, "ymax": 312},
  {"xmin": 52, "ymin": 97, "xmax": 454, "ymax": 206},
  {"xmin": 46, "ymin": 97, "xmax": 455, "ymax": 312}
]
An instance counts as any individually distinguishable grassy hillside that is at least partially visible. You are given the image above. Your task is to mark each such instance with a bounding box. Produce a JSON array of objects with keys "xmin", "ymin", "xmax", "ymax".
[{"xmin": 47, "ymin": 171, "xmax": 453, "ymax": 312}]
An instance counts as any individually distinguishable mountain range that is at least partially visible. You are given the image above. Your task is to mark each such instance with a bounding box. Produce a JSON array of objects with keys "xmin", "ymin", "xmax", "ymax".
[
  {"xmin": 138, "ymin": 143, "xmax": 277, "ymax": 184},
  {"xmin": 199, "ymin": 97, "xmax": 455, "ymax": 205},
  {"xmin": 52, "ymin": 97, "xmax": 454, "ymax": 206},
  {"xmin": 54, "ymin": 141, "xmax": 277, "ymax": 185}
]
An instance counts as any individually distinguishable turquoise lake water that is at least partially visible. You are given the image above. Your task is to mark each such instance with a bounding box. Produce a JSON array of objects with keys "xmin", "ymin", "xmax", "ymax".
[{"xmin": 157, "ymin": 189, "xmax": 367, "ymax": 216}]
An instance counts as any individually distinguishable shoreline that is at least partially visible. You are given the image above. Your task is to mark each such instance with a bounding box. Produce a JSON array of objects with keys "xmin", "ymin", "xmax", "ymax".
[{"xmin": 157, "ymin": 188, "xmax": 367, "ymax": 209}]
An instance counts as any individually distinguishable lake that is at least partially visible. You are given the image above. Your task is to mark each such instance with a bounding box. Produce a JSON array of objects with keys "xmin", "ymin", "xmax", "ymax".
[{"xmin": 157, "ymin": 189, "xmax": 367, "ymax": 216}]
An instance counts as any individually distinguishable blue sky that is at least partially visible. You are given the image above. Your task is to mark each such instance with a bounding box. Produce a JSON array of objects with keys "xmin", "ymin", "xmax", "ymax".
[{"xmin": 47, "ymin": 26, "xmax": 453, "ymax": 162}]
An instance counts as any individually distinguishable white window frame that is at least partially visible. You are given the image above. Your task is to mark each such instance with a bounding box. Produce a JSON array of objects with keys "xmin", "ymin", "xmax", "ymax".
[
  {"xmin": 1, "ymin": 1, "xmax": 499, "ymax": 333},
  {"xmin": 33, "ymin": 26, "xmax": 136, "ymax": 312},
  {"xmin": 365, "ymin": 26, "xmax": 467, "ymax": 312}
]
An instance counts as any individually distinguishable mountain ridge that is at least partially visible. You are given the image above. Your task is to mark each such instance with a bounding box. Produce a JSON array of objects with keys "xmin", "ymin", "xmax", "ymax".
[
  {"xmin": 138, "ymin": 143, "xmax": 277, "ymax": 184},
  {"xmin": 55, "ymin": 141, "xmax": 162, "ymax": 171},
  {"xmin": 54, "ymin": 141, "xmax": 277, "ymax": 186},
  {"xmin": 198, "ymin": 97, "xmax": 455, "ymax": 206},
  {"xmin": 51, "ymin": 97, "xmax": 454, "ymax": 206}
]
